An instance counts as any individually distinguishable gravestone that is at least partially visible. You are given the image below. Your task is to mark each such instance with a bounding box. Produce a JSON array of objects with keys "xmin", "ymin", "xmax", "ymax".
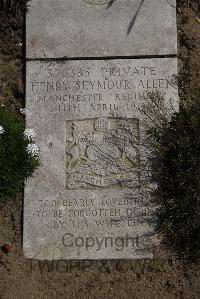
[
  {"xmin": 26, "ymin": 0, "xmax": 177, "ymax": 58},
  {"xmin": 24, "ymin": 0, "xmax": 178, "ymax": 260}
]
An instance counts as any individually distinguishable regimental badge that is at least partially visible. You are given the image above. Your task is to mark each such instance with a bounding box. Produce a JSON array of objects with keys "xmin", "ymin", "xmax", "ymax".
[{"xmin": 66, "ymin": 118, "xmax": 140, "ymax": 189}]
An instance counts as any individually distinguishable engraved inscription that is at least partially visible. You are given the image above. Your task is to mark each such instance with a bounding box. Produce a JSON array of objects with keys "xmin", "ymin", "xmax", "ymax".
[
  {"xmin": 28, "ymin": 61, "xmax": 178, "ymax": 120},
  {"xmin": 66, "ymin": 118, "xmax": 140, "ymax": 189}
]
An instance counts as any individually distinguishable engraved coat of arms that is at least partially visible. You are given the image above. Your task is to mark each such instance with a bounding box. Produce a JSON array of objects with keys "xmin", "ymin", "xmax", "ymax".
[{"xmin": 66, "ymin": 118, "xmax": 140, "ymax": 189}]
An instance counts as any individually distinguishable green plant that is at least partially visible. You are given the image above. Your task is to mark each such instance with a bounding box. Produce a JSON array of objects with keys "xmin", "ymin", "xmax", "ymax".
[
  {"xmin": 0, "ymin": 106, "xmax": 39, "ymax": 202},
  {"xmin": 146, "ymin": 99, "xmax": 200, "ymax": 260}
]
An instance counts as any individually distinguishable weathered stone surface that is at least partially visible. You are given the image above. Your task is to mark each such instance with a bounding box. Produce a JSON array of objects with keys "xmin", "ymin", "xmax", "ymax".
[
  {"xmin": 26, "ymin": 0, "xmax": 177, "ymax": 58},
  {"xmin": 23, "ymin": 58, "xmax": 178, "ymax": 260}
]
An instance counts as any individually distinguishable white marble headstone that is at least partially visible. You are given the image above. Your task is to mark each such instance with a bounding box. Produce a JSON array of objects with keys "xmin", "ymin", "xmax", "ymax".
[
  {"xmin": 24, "ymin": 0, "xmax": 178, "ymax": 260},
  {"xmin": 24, "ymin": 58, "xmax": 179, "ymax": 259}
]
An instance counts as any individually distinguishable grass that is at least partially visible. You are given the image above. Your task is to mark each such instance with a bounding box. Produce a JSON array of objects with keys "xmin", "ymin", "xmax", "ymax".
[{"xmin": 0, "ymin": 106, "xmax": 39, "ymax": 202}]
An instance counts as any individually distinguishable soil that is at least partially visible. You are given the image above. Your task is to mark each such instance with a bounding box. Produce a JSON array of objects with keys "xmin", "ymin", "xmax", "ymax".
[{"xmin": 0, "ymin": 1, "xmax": 200, "ymax": 298}]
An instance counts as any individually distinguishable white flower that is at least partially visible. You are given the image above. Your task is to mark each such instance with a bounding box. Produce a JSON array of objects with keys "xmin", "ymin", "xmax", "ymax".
[
  {"xmin": 24, "ymin": 128, "xmax": 36, "ymax": 140},
  {"xmin": 0, "ymin": 125, "xmax": 4, "ymax": 135},
  {"xmin": 26, "ymin": 144, "xmax": 39, "ymax": 157},
  {"xmin": 20, "ymin": 108, "xmax": 26, "ymax": 115}
]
